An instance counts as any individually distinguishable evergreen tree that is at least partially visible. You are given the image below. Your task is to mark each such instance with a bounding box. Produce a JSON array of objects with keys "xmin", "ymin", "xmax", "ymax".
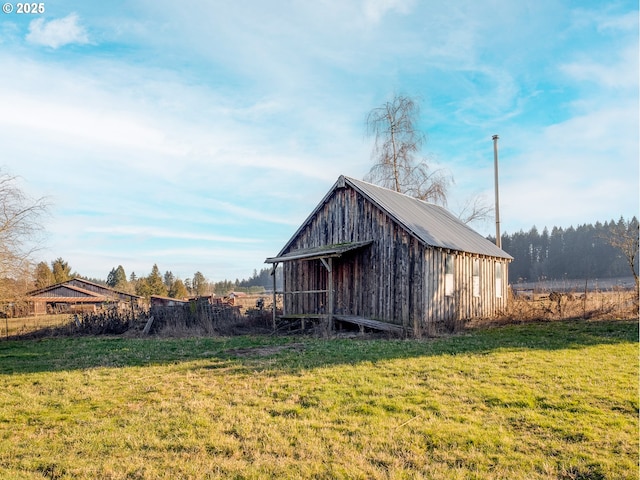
[
  {"xmin": 51, "ymin": 258, "xmax": 72, "ymax": 283},
  {"xmin": 163, "ymin": 271, "xmax": 175, "ymax": 290},
  {"xmin": 238, "ymin": 267, "xmax": 273, "ymax": 289},
  {"xmin": 212, "ymin": 279, "xmax": 234, "ymax": 295},
  {"xmin": 502, "ymin": 216, "xmax": 639, "ymax": 282},
  {"xmin": 547, "ymin": 227, "xmax": 566, "ymax": 279},
  {"xmin": 147, "ymin": 264, "xmax": 168, "ymax": 296},
  {"xmin": 169, "ymin": 279, "xmax": 188, "ymax": 299},
  {"xmin": 192, "ymin": 271, "xmax": 207, "ymax": 296},
  {"xmin": 106, "ymin": 265, "xmax": 127, "ymax": 290},
  {"xmin": 135, "ymin": 277, "xmax": 150, "ymax": 298},
  {"xmin": 106, "ymin": 268, "xmax": 117, "ymax": 287},
  {"xmin": 34, "ymin": 261, "xmax": 54, "ymax": 288}
]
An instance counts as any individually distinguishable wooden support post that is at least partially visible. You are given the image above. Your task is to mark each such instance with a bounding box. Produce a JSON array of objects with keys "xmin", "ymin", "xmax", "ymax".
[
  {"xmin": 326, "ymin": 257, "xmax": 334, "ymax": 337},
  {"xmin": 271, "ymin": 263, "xmax": 278, "ymax": 331},
  {"xmin": 271, "ymin": 263, "xmax": 284, "ymax": 331}
]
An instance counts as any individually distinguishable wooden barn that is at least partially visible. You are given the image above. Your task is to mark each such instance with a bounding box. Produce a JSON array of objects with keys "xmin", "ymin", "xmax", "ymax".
[
  {"xmin": 265, "ymin": 175, "xmax": 512, "ymax": 336},
  {"xmin": 27, "ymin": 278, "xmax": 141, "ymax": 315},
  {"xmin": 150, "ymin": 295, "xmax": 189, "ymax": 307}
]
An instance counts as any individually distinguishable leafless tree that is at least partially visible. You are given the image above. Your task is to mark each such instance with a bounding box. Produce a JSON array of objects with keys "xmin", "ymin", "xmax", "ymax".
[
  {"xmin": 0, "ymin": 170, "xmax": 48, "ymax": 292},
  {"xmin": 364, "ymin": 96, "xmax": 493, "ymax": 226},
  {"xmin": 606, "ymin": 217, "xmax": 639, "ymax": 294},
  {"xmin": 364, "ymin": 95, "xmax": 451, "ymax": 205}
]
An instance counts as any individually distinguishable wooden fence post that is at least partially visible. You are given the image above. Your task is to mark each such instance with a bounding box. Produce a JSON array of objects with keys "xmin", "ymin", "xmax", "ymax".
[{"xmin": 142, "ymin": 315, "xmax": 155, "ymax": 335}]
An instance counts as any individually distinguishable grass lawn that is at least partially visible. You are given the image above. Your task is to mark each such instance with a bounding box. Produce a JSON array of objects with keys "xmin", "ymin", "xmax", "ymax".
[{"xmin": 0, "ymin": 320, "xmax": 637, "ymax": 479}]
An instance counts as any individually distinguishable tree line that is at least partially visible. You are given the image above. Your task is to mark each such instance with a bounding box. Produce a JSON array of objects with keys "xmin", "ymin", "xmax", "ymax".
[
  {"xmin": 494, "ymin": 216, "xmax": 639, "ymax": 283},
  {"xmin": 31, "ymin": 215, "xmax": 638, "ymax": 300},
  {"xmin": 33, "ymin": 260, "xmax": 280, "ymax": 300}
]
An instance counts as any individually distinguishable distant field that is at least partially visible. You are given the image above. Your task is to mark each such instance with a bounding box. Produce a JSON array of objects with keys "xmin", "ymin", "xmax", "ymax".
[
  {"xmin": 0, "ymin": 319, "xmax": 637, "ymax": 479},
  {"xmin": 511, "ymin": 275, "xmax": 636, "ymax": 292},
  {"xmin": 0, "ymin": 314, "xmax": 71, "ymax": 338}
]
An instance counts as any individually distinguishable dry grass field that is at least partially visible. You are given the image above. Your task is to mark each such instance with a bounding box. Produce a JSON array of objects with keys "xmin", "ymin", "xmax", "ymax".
[
  {"xmin": 501, "ymin": 288, "xmax": 637, "ymax": 324},
  {"xmin": 4, "ymin": 288, "xmax": 634, "ymax": 340},
  {"xmin": 0, "ymin": 314, "xmax": 71, "ymax": 338}
]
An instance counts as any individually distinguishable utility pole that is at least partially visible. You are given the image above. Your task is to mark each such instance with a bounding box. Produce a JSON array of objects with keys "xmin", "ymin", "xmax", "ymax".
[{"xmin": 492, "ymin": 135, "xmax": 501, "ymax": 249}]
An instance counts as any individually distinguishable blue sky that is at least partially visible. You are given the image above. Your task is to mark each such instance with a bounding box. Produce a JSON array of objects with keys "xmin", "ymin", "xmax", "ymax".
[{"xmin": 1, "ymin": 0, "xmax": 637, "ymax": 282}]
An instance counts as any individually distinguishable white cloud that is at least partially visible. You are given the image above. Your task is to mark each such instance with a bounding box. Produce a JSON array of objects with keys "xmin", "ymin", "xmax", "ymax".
[
  {"xmin": 496, "ymin": 100, "xmax": 638, "ymax": 233},
  {"xmin": 26, "ymin": 13, "xmax": 89, "ymax": 48},
  {"xmin": 1, "ymin": 91, "xmax": 177, "ymax": 154},
  {"xmin": 85, "ymin": 226, "xmax": 260, "ymax": 244},
  {"xmin": 362, "ymin": 0, "xmax": 415, "ymax": 24},
  {"xmin": 560, "ymin": 45, "xmax": 639, "ymax": 89},
  {"xmin": 0, "ymin": 21, "xmax": 20, "ymax": 45},
  {"xmin": 597, "ymin": 10, "xmax": 639, "ymax": 32},
  {"xmin": 571, "ymin": 7, "xmax": 639, "ymax": 34}
]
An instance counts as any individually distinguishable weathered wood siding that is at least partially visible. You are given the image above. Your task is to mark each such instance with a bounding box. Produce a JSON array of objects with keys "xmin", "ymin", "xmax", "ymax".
[
  {"xmin": 282, "ymin": 185, "xmax": 425, "ymax": 328},
  {"xmin": 282, "ymin": 184, "xmax": 509, "ymax": 333},
  {"xmin": 423, "ymin": 251, "xmax": 509, "ymax": 331}
]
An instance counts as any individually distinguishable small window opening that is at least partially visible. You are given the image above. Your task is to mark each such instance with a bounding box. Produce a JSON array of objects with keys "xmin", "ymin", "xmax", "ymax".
[{"xmin": 445, "ymin": 254, "xmax": 454, "ymax": 296}]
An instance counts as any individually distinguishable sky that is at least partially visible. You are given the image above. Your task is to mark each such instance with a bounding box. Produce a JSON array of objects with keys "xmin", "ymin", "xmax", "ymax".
[{"xmin": 0, "ymin": 0, "xmax": 638, "ymax": 282}]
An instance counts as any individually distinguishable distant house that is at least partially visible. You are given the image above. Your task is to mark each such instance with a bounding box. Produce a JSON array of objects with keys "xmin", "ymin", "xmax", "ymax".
[
  {"xmin": 265, "ymin": 175, "xmax": 512, "ymax": 336},
  {"xmin": 150, "ymin": 295, "xmax": 189, "ymax": 307},
  {"xmin": 27, "ymin": 278, "xmax": 141, "ymax": 315},
  {"xmin": 224, "ymin": 291, "xmax": 247, "ymax": 306},
  {"xmin": 187, "ymin": 295, "xmax": 220, "ymax": 305}
]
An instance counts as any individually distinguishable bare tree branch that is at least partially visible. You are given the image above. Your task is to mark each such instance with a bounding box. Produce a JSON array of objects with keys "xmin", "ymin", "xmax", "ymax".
[
  {"xmin": 0, "ymin": 170, "xmax": 49, "ymax": 285},
  {"xmin": 364, "ymin": 95, "xmax": 451, "ymax": 205},
  {"xmin": 456, "ymin": 194, "xmax": 494, "ymax": 225}
]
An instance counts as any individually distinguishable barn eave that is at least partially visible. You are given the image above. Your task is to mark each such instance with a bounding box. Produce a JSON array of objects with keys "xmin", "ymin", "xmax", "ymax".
[{"xmin": 265, "ymin": 240, "xmax": 373, "ymax": 263}]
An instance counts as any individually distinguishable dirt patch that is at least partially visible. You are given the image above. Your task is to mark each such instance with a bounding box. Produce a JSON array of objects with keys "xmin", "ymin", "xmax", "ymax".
[{"xmin": 224, "ymin": 343, "xmax": 305, "ymax": 358}]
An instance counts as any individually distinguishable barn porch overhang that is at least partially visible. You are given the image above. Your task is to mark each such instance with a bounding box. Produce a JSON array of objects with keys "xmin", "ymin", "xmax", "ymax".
[
  {"xmin": 264, "ymin": 241, "xmax": 373, "ymax": 334},
  {"xmin": 264, "ymin": 240, "xmax": 373, "ymax": 264}
]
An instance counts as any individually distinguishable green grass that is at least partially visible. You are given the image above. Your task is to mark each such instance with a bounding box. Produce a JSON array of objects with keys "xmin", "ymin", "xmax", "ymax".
[{"xmin": 0, "ymin": 320, "xmax": 637, "ymax": 479}]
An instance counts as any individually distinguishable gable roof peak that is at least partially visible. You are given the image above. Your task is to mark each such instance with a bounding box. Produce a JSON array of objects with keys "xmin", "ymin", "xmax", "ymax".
[{"xmin": 270, "ymin": 175, "xmax": 512, "ymax": 261}]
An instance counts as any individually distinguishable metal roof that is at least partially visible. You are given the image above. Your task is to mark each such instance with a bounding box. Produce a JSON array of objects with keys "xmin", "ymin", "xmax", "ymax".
[
  {"xmin": 344, "ymin": 176, "xmax": 512, "ymax": 259},
  {"xmin": 269, "ymin": 175, "xmax": 512, "ymax": 261},
  {"xmin": 30, "ymin": 284, "xmax": 105, "ymax": 298},
  {"xmin": 27, "ymin": 279, "xmax": 141, "ymax": 299}
]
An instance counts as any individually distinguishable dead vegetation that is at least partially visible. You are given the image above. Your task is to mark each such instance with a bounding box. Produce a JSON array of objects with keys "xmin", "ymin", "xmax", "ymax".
[
  {"xmin": 5, "ymin": 287, "xmax": 636, "ymax": 340},
  {"xmin": 6, "ymin": 297, "xmax": 278, "ymax": 340},
  {"xmin": 470, "ymin": 287, "xmax": 638, "ymax": 329}
]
